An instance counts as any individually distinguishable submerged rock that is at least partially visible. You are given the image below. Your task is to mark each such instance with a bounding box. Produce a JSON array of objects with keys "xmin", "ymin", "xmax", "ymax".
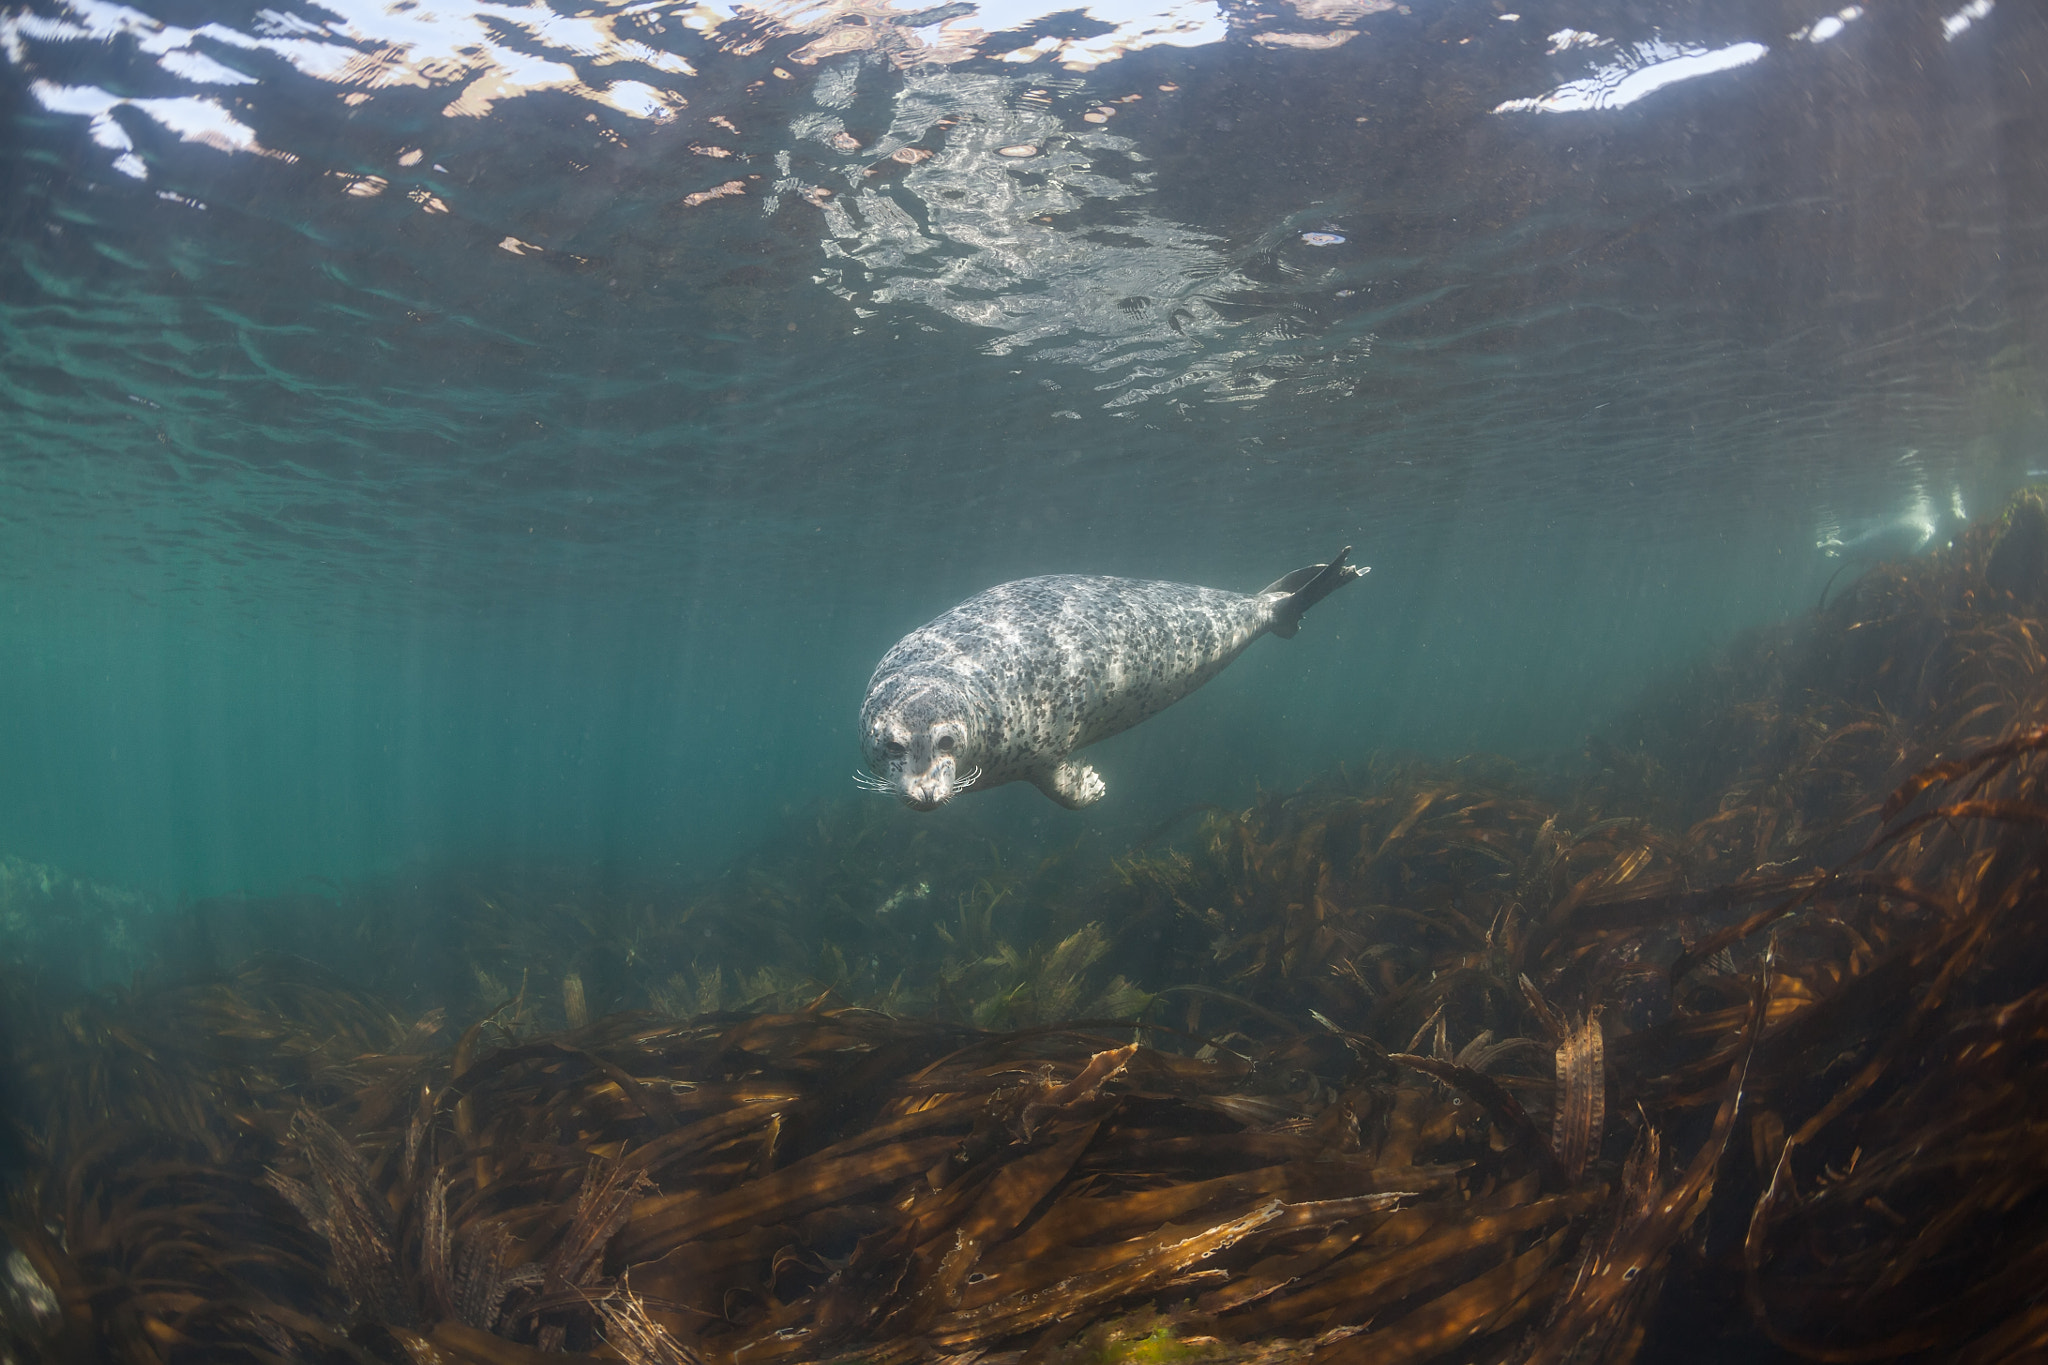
[{"xmin": 0, "ymin": 855, "xmax": 159, "ymax": 985}]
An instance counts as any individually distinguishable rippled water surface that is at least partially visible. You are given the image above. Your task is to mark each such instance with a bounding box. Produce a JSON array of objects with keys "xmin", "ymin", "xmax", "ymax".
[{"xmin": 1, "ymin": 0, "xmax": 2043, "ymax": 896}]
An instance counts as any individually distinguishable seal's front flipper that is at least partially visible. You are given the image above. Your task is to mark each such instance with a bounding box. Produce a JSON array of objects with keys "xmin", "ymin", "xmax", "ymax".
[
  {"xmin": 1034, "ymin": 759, "xmax": 1107, "ymax": 809},
  {"xmin": 1264, "ymin": 545, "xmax": 1368, "ymax": 638}
]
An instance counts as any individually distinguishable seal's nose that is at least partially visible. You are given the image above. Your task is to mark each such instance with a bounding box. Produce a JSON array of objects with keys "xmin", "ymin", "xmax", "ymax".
[{"xmin": 904, "ymin": 757, "xmax": 956, "ymax": 809}]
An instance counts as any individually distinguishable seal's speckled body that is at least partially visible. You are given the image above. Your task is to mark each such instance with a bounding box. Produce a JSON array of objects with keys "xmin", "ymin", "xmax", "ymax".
[{"xmin": 859, "ymin": 548, "xmax": 1366, "ymax": 810}]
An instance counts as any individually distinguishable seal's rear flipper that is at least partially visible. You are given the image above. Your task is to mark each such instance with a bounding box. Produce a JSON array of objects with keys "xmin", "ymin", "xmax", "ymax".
[{"xmin": 1264, "ymin": 545, "xmax": 1368, "ymax": 638}]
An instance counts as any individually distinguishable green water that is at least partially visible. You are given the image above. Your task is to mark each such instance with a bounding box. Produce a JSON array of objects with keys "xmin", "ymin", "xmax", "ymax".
[{"xmin": 1, "ymin": 0, "xmax": 2043, "ymax": 930}]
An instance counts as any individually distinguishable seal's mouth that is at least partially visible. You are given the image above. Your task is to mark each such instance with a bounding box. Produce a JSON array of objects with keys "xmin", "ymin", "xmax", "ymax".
[
  {"xmin": 902, "ymin": 756, "xmax": 958, "ymax": 811},
  {"xmin": 863, "ymin": 760, "xmax": 979, "ymax": 811}
]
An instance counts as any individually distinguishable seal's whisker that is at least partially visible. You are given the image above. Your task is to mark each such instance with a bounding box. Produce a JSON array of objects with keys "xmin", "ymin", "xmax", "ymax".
[
  {"xmin": 852, "ymin": 770, "xmax": 894, "ymax": 793},
  {"xmin": 954, "ymin": 766, "xmax": 982, "ymax": 790}
]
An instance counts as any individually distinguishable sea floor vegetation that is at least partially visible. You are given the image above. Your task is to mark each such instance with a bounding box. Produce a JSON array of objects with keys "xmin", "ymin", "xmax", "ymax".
[{"xmin": 4, "ymin": 490, "xmax": 2048, "ymax": 1364}]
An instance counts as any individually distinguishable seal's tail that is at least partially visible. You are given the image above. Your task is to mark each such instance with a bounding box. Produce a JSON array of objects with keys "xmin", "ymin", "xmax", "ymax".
[{"xmin": 1262, "ymin": 546, "xmax": 1368, "ymax": 638}]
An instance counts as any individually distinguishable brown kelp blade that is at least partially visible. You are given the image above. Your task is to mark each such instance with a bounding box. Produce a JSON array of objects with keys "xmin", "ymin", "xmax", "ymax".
[{"xmin": 1552, "ymin": 1011, "xmax": 1606, "ymax": 1186}]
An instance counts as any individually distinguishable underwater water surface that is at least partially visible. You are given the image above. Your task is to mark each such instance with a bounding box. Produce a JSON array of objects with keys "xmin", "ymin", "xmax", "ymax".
[
  {"xmin": 1, "ymin": 0, "xmax": 2040, "ymax": 906},
  {"xmin": 7, "ymin": 3, "xmax": 2048, "ymax": 1360}
]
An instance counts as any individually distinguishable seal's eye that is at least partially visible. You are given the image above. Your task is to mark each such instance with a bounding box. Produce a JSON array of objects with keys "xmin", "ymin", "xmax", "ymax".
[
  {"xmin": 935, "ymin": 735, "xmax": 955, "ymax": 753},
  {"xmin": 884, "ymin": 741, "xmax": 906, "ymax": 757}
]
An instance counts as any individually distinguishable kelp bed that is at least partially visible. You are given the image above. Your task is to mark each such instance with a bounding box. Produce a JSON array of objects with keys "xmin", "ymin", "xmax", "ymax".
[{"xmin": 4, "ymin": 493, "xmax": 2048, "ymax": 1364}]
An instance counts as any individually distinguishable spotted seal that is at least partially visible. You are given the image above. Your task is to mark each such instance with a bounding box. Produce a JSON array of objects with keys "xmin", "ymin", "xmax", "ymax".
[{"xmin": 858, "ymin": 548, "xmax": 1367, "ymax": 810}]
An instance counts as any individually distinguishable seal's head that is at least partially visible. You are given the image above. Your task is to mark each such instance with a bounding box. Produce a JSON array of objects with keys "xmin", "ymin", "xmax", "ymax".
[{"xmin": 858, "ymin": 678, "xmax": 981, "ymax": 810}]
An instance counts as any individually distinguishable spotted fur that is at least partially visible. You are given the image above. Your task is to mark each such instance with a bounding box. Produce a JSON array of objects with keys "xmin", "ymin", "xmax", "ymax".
[{"xmin": 859, "ymin": 549, "xmax": 1365, "ymax": 810}]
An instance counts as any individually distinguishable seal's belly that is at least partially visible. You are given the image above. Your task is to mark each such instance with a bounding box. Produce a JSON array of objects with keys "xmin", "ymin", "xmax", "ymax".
[{"xmin": 931, "ymin": 576, "xmax": 1273, "ymax": 776}]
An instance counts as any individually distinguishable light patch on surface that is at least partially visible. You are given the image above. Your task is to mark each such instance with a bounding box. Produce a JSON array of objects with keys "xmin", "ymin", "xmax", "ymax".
[
  {"xmin": 682, "ymin": 178, "xmax": 746, "ymax": 206},
  {"xmin": 28, "ymin": 79, "xmax": 281, "ymax": 178},
  {"xmin": 1253, "ymin": 29, "xmax": 1356, "ymax": 49},
  {"xmin": 132, "ymin": 93, "xmax": 274, "ymax": 153},
  {"xmin": 156, "ymin": 48, "xmax": 257, "ymax": 83},
  {"xmin": 593, "ymin": 76, "xmax": 688, "ymax": 122},
  {"xmin": 440, "ymin": 48, "xmax": 582, "ymax": 118},
  {"xmin": 1284, "ymin": 0, "xmax": 1396, "ymax": 21},
  {"xmin": 1545, "ymin": 28, "xmax": 1609, "ymax": 54},
  {"xmin": 980, "ymin": 0, "xmax": 1228, "ymax": 70},
  {"xmin": 1942, "ymin": 0, "xmax": 1992, "ymax": 41},
  {"xmin": 1793, "ymin": 6, "xmax": 1862, "ymax": 43},
  {"xmin": 1495, "ymin": 39, "xmax": 1769, "ymax": 114}
]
